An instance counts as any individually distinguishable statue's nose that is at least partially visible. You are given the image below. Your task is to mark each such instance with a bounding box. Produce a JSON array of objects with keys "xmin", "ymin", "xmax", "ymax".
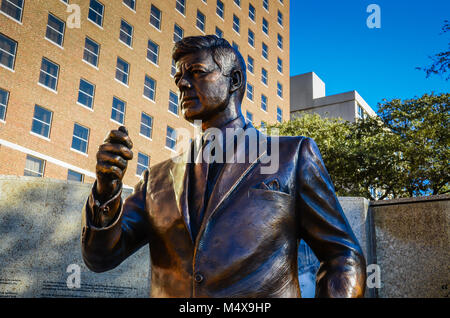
[{"xmin": 177, "ymin": 76, "xmax": 192, "ymax": 89}]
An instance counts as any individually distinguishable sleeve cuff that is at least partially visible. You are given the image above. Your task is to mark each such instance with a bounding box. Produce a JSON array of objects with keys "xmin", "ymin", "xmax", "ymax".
[{"xmin": 87, "ymin": 180, "xmax": 123, "ymax": 227}]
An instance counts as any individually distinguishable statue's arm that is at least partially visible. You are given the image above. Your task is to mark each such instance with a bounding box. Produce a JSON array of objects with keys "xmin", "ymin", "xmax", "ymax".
[
  {"xmin": 81, "ymin": 169, "xmax": 150, "ymax": 273},
  {"xmin": 296, "ymin": 137, "xmax": 366, "ymax": 297},
  {"xmin": 81, "ymin": 126, "xmax": 150, "ymax": 273}
]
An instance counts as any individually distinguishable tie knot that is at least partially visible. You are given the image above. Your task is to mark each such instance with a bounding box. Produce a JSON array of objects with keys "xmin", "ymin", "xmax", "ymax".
[{"xmin": 196, "ymin": 132, "xmax": 214, "ymax": 152}]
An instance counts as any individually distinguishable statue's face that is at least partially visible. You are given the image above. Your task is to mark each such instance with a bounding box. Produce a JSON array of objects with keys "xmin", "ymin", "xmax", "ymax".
[{"xmin": 174, "ymin": 50, "xmax": 231, "ymax": 122}]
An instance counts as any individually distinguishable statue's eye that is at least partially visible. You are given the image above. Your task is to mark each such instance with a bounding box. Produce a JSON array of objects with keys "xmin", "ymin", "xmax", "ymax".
[{"xmin": 192, "ymin": 69, "xmax": 205, "ymax": 75}]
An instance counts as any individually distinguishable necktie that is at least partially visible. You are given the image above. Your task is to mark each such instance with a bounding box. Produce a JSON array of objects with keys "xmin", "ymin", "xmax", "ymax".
[{"xmin": 189, "ymin": 135, "xmax": 211, "ymax": 239}]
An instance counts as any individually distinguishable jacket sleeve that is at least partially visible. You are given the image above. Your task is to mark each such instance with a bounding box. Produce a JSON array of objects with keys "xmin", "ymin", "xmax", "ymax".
[
  {"xmin": 81, "ymin": 170, "xmax": 150, "ymax": 273},
  {"xmin": 296, "ymin": 137, "xmax": 366, "ymax": 297}
]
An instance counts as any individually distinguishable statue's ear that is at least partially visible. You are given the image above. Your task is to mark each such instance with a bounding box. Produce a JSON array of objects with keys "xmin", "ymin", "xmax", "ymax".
[{"xmin": 229, "ymin": 69, "xmax": 243, "ymax": 94}]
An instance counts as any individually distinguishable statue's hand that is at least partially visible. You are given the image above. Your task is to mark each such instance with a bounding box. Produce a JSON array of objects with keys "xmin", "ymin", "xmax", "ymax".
[{"xmin": 95, "ymin": 126, "xmax": 133, "ymax": 202}]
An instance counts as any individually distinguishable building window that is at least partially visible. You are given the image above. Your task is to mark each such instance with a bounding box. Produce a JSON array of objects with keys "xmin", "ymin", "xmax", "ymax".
[
  {"xmin": 140, "ymin": 112, "xmax": 153, "ymax": 139},
  {"xmin": 260, "ymin": 121, "xmax": 266, "ymax": 129},
  {"xmin": 171, "ymin": 58, "xmax": 176, "ymax": 76},
  {"xmin": 67, "ymin": 170, "xmax": 84, "ymax": 182},
  {"xmin": 175, "ymin": 0, "xmax": 185, "ymax": 15},
  {"xmin": 168, "ymin": 90, "xmax": 178, "ymax": 115},
  {"xmin": 119, "ymin": 19, "xmax": 133, "ymax": 47},
  {"xmin": 261, "ymin": 94, "xmax": 267, "ymax": 111},
  {"xmin": 0, "ymin": 88, "xmax": 8, "ymax": 121},
  {"xmin": 123, "ymin": 0, "xmax": 135, "ymax": 11},
  {"xmin": 31, "ymin": 105, "xmax": 52, "ymax": 138},
  {"xmin": 233, "ymin": 15, "xmax": 240, "ymax": 34},
  {"xmin": 246, "ymin": 111, "xmax": 253, "ymax": 123},
  {"xmin": 136, "ymin": 152, "xmax": 149, "ymax": 176},
  {"xmin": 24, "ymin": 155, "xmax": 45, "ymax": 177},
  {"xmin": 277, "ymin": 57, "xmax": 283, "ymax": 73},
  {"xmin": 111, "ymin": 97, "xmax": 126, "ymax": 124},
  {"xmin": 166, "ymin": 126, "xmax": 176, "ymax": 150},
  {"xmin": 0, "ymin": 33, "xmax": 17, "ymax": 70},
  {"xmin": 83, "ymin": 37, "xmax": 99, "ymax": 67},
  {"xmin": 173, "ymin": 23, "xmax": 183, "ymax": 43},
  {"xmin": 147, "ymin": 39, "xmax": 159, "ymax": 64},
  {"xmin": 248, "ymin": 3, "xmax": 255, "ymax": 22},
  {"xmin": 61, "ymin": 0, "xmax": 69, "ymax": 4},
  {"xmin": 216, "ymin": 0, "xmax": 224, "ymax": 19},
  {"xmin": 77, "ymin": 79, "xmax": 95, "ymax": 109},
  {"xmin": 88, "ymin": 0, "xmax": 104, "ymax": 27},
  {"xmin": 277, "ymin": 10, "xmax": 283, "ymax": 26},
  {"xmin": 150, "ymin": 5, "xmax": 161, "ymax": 30},
  {"xmin": 248, "ymin": 29, "xmax": 254, "ymax": 47},
  {"xmin": 115, "ymin": 57, "xmax": 129, "ymax": 85},
  {"xmin": 277, "ymin": 82, "xmax": 283, "ymax": 98},
  {"xmin": 262, "ymin": 42, "xmax": 268, "ymax": 59},
  {"xmin": 215, "ymin": 26, "xmax": 223, "ymax": 38},
  {"xmin": 277, "ymin": 33, "xmax": 283, "ymax": 49},
  {"xmin": 71, "ymin": 123, "xmax": 89, "ymax": 154},
  {"xmin": 277, "ymin": 107, "xmax": 282, "ymax": 123},
  {"xmin": 357, "ymin": 104, "xmax": 365, "ymax": 119},
  {"xmin": 233, "ymin": 0, "xmax": 240, "ymax": 7},
  {"xmin": 247, "ymin": 83, "xmax": 253, "ymax": 101},
  {"xmin": 262, "ymin": 18, "xmax": 268, "ymax": 35},
  {"xmin": 261, "ymin": 68, "xmax": 268, "ymax": 85},
  {"xmin": 232, "ymin": 42, "xmax": 239, "ymax": 51},
  {"xmin": 1, "ymin": 0, "xmax": 24, "ymax": 22},
  {"xmin": 263, "ymin": 0, "xmax": 269, "ymax": 11},
  {"xmin": 39, "ymin": 58, "xmax": 59, "ymax": 91},
  {"xmin": 247, "ymin": 55, "xmax": 254, "ymax": 73},
  {"xmin": 143, "ymin": 75, "xmax": 156, "ymax": 101},
  {"xmin": 196, "ymin": 10, "xmax": 205, "ymax": 32},
  {"xmin": 45, "ymin": 13, "xmax": 65, "ymax": 47}
]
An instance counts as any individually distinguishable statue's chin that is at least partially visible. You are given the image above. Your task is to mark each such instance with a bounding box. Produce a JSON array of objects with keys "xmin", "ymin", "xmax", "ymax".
[{"xmin": 182, "ymin": 107, "xmax": 207, "ymax": 122}]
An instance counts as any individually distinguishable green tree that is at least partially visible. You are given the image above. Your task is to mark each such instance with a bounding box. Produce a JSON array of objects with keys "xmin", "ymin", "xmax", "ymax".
[
  {"xmin": 266, "ymin": 114, "xmax": 404, "ymax": 200},
  {"xmin": 378, "ymin": 93, "xmax": 449, "ymax": 196},
  {"xmin": 266, "ymin": 93, "xmax": 449, "ymax": 200},
  {"xmin": 417, "ymin": 21, "xmax": 449, "ymax": 81}
]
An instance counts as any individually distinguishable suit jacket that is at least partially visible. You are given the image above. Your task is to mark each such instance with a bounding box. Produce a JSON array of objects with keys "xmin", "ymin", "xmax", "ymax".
[{"xmin": 81, "ymin": 122, "xmax": 366, "ymax": 298}]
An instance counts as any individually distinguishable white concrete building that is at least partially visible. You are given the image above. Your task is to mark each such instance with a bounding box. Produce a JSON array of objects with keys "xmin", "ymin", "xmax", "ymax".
[{"xmin": 290, "ymin": 72, "xmax": 376, "ymax": 122}]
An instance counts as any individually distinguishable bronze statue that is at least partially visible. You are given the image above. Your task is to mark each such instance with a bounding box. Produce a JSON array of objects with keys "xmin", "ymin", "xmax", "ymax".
[{"xmin": 81, "ymin": 35, "xmax": 366, "ymax": 297}]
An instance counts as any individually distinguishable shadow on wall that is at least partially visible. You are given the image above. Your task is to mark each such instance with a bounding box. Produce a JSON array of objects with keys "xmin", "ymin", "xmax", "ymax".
[
  {"xmin": 0, "ymin": 176, "xmax": 370, "ymax": 298},
  {"xmin": 0, "ymin": 176, "xmax": 149, "ymax": 298}
]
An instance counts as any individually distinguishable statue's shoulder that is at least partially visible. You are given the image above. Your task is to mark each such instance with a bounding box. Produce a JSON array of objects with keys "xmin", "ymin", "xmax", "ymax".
[
  {"xmin": 144, "ymin": 157, "xmax": 175, "ymax": 187},
  {"xmin": 265, "ymin": 134, "xmax": 306, "ymax": 145}
]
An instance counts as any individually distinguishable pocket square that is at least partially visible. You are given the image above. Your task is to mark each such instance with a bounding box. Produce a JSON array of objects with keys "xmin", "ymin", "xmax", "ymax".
[{"xmin": 255, "ymin": 178, "xmax": 280, "ymax": 191}]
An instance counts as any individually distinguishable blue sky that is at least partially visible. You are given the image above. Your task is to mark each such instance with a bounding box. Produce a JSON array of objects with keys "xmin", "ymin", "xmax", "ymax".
[{"xmin": 289, "ymin": 0, "xmax": 450, "ymax": 112}]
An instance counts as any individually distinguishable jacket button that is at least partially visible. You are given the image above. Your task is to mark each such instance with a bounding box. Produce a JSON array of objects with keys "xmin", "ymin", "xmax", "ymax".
[{"xmin": 194, "ymin": 273, "xmax": 204, "ymax": 283}]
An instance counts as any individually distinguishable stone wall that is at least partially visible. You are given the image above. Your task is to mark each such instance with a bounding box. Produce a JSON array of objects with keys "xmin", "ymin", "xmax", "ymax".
[
  {"xmin": 369, "ymin": 195, "xmax": 449, "ymax": 298},
  {"xmin": 0, "ymin": 176, "xmax": 448, "ymax": 298},
  {"xmin": 0, "ymin": 176, "xmax": 149, "ymax": 298}
]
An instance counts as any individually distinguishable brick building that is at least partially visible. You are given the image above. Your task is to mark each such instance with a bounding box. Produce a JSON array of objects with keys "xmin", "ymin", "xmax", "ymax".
[{"xmin": 0, "ymin": 0, "xmax": 290, "ymax": 187}]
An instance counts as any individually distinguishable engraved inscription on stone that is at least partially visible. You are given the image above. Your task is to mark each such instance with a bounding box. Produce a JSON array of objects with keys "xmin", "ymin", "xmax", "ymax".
[
  {"xmin": 0, "ymin": 278, "xmax": 20, "ymax": 298},
  {"xmin": 40, "ymin": 281, "xmax": 138, "ymax": 298},
  {"xmin": 0, "ymin": 177, "xmax": 148, "ymax": 298}
]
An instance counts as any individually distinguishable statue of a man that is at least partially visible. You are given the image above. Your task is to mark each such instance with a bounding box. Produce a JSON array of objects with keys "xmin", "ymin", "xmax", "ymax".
[{"xmin": 81, "ymin": 35, "xmax": 366, "ymax": 297}]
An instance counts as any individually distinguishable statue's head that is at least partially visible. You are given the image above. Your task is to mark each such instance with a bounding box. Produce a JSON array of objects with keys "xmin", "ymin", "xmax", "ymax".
[{"xmin": 172, "ymin": 35, "xmax": 246, "ymax": 123}]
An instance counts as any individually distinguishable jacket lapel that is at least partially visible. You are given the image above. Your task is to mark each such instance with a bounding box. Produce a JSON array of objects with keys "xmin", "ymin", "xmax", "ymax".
[
  {"xmin": 169, "ymin": 149, "xmax": 193, "ymax": 242},
  {"xmin": 200, "ymin": 124, "xmax": 267, "ymax": 231},
  {"xmin": 169, "ymin": 122, "xmax": 268, "ymax": 245}
]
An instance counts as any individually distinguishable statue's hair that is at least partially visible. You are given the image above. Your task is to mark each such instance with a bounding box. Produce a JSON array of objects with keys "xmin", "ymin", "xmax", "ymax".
[{"xmin": 172, "ymin": 35, "xmax": 247, "ymax": 100}]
